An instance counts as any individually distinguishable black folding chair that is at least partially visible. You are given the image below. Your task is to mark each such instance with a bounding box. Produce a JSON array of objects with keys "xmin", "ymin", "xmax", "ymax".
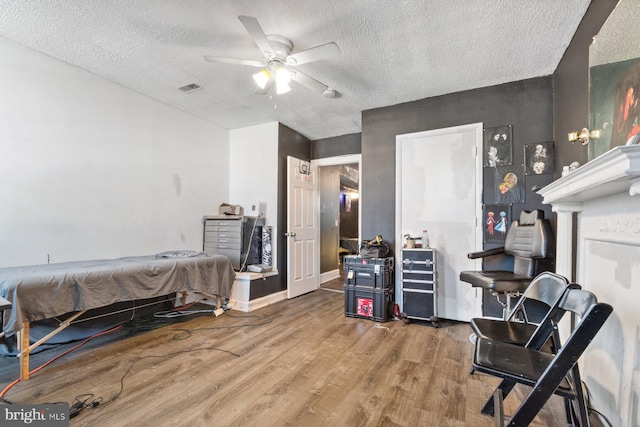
[
  {"xmin": 471, "ymin": 272, "xmax": 573, "ymax": 351},
  {"xmin": 472, "ymin": 289, "xmax": 613, "ymax": 427}
]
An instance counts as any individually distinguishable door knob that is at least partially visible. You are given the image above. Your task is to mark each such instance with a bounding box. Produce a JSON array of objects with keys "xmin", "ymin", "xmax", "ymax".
[{"xmin": 285, "ymin": 232, "xmax": 297, "ymax": 237}]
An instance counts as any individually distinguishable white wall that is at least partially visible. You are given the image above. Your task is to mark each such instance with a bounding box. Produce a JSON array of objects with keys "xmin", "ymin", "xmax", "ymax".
[
  {"xmin": 0, "ymin": 37, "xmax": 230, "ymax": 267},
  {"xmin": 229, "ymin": 123, "xmax": 279, "ymax": 267},
  {"xmin": 578, "ymin": 194, "xmax": 640, "ymax": 427}
]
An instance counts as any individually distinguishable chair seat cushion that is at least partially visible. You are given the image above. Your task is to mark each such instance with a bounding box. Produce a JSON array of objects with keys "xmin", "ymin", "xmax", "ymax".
[
  {"xmin": 473, "ymin": 338, "xmax": 572, "ymax": 394},
  {"xmin": 471, "ymin": 317, "xmax": 538, "ymax": 345},
  {"xmin": 459, "ymin": 270, "xmax": 531, "ymax": 292}
]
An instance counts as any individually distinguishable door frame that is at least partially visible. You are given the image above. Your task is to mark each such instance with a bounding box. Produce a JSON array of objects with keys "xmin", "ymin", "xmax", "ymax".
[
  {"xmin": 311, "ymin": 154, "xmax": 362, "ymax": 284},
  {"xmin": 395, "ymin": 123, "xmax": 483, "ymax": 320}
]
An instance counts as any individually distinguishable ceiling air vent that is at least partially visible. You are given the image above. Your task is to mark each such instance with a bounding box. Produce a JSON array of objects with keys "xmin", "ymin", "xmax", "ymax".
[{"xmin": 178, "ymin": 83, "xmax": 201, "ymax": 93}]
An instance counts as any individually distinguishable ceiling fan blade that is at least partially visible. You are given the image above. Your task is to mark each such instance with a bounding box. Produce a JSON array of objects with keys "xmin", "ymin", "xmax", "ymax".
[
  {"xmin": 286, "ymin": 42, "xmax": 340, "ymax": 65},
  {"xmin": 203, "ymin": 55, "xmax": 264, "ymax": 67},
  {"xmin": 238, "ymin": 15, "xmax": 275, "ymax": 58},
  {"xmin": 290, "ymin": 70, "xmax": 328, "ymax": 93},
  {"xmin": 255, "ymin": 76, "xmax": 274, "ymax": 95}
]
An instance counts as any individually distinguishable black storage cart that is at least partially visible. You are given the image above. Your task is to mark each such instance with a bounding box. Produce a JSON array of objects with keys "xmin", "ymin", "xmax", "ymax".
[
  {"xmin": 343, "ymin": 256, "xmax": 394, "ymax": 322},
  {"xmin": 400, "ymin": 248, "xmax": 438, "ymax": 327}
]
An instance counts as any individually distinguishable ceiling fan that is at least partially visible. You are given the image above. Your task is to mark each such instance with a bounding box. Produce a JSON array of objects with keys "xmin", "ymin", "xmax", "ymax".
[{"xmin": 204, "ymin": 16, "xmax": 340, "ymax": 96}]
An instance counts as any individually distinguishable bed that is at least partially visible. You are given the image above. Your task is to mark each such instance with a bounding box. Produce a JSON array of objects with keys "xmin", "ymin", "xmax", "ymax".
[{"xmin": 0, "ymin": 251, "xmax": 235, "ymax": 379}]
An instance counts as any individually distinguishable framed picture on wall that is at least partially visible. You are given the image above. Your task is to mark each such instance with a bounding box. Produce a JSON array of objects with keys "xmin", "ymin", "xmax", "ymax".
[
  {"xmin": 484, "ymin": 204, "xmax": 512, "ymax": 243},
  {"xmin": 525, "ymin": 141, "xmax": 554, "ymax": 175},
  {"xmin": 494, "ymin": 165, "xmax": 525, "ymax": 204},
  {"xmin": 483, "ymin": 125, "xmax": 513, "ymax": 167}
]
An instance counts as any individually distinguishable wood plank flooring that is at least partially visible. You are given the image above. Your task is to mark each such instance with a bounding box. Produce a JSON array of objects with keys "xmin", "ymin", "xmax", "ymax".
[{"xmin": 1, "ymin": 287, "xmax": 572, "ymax": 426}]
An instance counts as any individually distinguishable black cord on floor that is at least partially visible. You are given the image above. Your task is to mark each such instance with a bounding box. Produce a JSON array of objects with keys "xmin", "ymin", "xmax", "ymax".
[
  {"xmin": 97, "ymin": 346, "xmax": 240, "ymax": 408},
  {"xmin": 170, "ymin": 311, "xmax": 273, "ymax": 340},
  {"xmin": 67, "ymin": 310, "xmax": 270, "ymax": 418},
  {"xmin": 4, "ymin": 306, "xmax": 271, "ymax": 418}
]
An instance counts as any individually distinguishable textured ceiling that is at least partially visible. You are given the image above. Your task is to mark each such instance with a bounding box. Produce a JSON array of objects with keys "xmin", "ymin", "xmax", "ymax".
[{"xmin": 0, "ymin": 0, "xmax": 592, "ymax": 140}]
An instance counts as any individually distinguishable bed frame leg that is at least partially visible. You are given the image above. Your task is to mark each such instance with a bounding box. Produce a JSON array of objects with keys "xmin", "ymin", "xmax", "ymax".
[
  {"xmin": 19, "ymin": 322, "xmax": 30, "ymax": 380},
  {"xmin": 17, "ymin": 310, "xmax": 87, "ymax": 381},
  {"xmin": 180, "ymin": 291, "xmax": 189, "ymax": 306}
]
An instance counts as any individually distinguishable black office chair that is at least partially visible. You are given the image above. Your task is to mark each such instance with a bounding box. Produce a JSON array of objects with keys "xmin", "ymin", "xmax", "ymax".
[
  {"xmin": 460, "ymin": 210, "xmax": 555, "ymax": 319},
  {"xmin": 473, "ymin": 288, "xmax": 613, "ymax": 427}
]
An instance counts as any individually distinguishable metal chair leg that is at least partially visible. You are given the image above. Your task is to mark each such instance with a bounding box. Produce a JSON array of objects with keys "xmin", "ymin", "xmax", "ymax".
[{"xmin": 493, "ymin": 389, "xmax": 505, "ymax": 427}]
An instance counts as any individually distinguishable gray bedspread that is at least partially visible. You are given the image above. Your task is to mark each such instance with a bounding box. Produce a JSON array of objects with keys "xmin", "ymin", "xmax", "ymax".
[{"xmin": 0, "ymin": 252, "xmax": 235, "ymax": 336}]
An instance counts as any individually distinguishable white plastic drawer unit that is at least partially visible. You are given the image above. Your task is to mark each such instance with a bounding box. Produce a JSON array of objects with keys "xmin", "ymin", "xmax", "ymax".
[{"xmin": 401, "ymin": 248, "xmax": 438, "ymax": 327}]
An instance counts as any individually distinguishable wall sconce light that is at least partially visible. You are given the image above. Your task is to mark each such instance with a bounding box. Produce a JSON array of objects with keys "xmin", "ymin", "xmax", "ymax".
[{"xmin": 568, "ymin": 128, "xmax": 591, "ymax": 145}]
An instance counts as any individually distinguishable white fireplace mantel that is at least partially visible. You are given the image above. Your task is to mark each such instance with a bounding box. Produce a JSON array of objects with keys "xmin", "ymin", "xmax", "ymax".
[
  {"xmin": 537, "ymin": 145, "xmax": 640, "ymax": 427},
  {"xmin": 538, "ymin": 145, "xmax": 640, "ymax": 206},
  {"xmin": 538, "ymin": 145, "xmax": 640, "ymax": 280}
]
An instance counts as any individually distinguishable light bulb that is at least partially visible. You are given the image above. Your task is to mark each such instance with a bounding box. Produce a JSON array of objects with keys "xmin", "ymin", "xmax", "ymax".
[
  {"xmin": 275, "ymin": 67, "xmax": 291, "ymax": 84},
  {"xmin": 276, "ymin": 82, "xmax": 291, "ymax": 94},
  {"xmin": 252, "ymin": 69, "xmax": 271, "ymax": 89},
  {"xmin": 275, "ymin": 67, "xmax": 291, "ymax": 94}
]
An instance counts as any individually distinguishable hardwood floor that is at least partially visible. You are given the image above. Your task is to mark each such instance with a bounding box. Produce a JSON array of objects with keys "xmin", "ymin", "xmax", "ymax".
[
  {"xmin": 319, "ymin": 274, "xmax": 345, "ymax": 292},
  {"xmin": 1, "ymin": 289, "xmax": 571, "ymax": 426}
]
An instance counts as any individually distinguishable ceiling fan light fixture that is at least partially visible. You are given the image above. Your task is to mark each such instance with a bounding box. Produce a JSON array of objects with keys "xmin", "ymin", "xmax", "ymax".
[
  {"xmin": 208, "ymin": 16, "xmax": 339, "ymax": 97},
  {"xmin": 252, "ymin": 69, "xmax": 271, "ymax": 89},
  {"xmin": 275, "ymin": 67, "xmax": 291, "ymax": 85},
  {"xmin": 276, "ymin": 82, "xmax": 291, "ymax": 95},
  {"xmin": 275, "ymin": 67, "xmax": 292, "ymax": 94}
]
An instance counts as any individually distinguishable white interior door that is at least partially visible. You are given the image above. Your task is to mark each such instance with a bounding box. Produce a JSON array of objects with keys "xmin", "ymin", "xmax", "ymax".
[
  {"xmin": 396, "ymin": 123, "xmax": 483, "ymax": 322},
  {"xmin": 287, "ymin": 156, "xmax": 318, "ymax": 298}
]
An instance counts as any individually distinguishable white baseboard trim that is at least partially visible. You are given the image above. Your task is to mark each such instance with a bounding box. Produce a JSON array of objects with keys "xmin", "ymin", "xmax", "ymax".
[
  {"xmin": 320, "ymin": 269, "xmax": 340, "ymax": 284},
  {"xmin": 230, "ymin": 290, "xmax": 287, "ymax": 312}
]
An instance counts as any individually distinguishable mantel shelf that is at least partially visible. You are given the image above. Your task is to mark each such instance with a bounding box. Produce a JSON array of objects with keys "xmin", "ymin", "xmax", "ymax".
[{"xmin": 538, "ymin": 145, "xmax": 640, "ymax": 207}]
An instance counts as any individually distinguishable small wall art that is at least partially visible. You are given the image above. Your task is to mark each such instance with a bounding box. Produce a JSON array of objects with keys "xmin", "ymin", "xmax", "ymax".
[
  {"xmin": 494, "ymin": 165, "xmax": 525, "ymax": 204},
  {"xmin": 484, "ymin": 204, "xmax": 512, "ymax": 243},
  {"xmin": 483, "ymin": 125, "xmax": 513, "ymax": 167},
  {"xmin": 525, "ymin": 141, "xmax": 554, "ymax": 175}
]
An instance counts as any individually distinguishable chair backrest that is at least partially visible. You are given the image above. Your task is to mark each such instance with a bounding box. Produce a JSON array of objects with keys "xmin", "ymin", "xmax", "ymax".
[
  {"xmin": 506, "ymin": 272, "xmax": 574, "ymax": 350},
  {"xmin": 504, "ymin": 210, "xmax": 555, "ymax": 277},
  {"xmin": 507, "ymin": 271, "xmax": 569, "ymax": 322},
  {"xmin": 508, "ymin": 288, "xmax": 613, "ymax": 426}
]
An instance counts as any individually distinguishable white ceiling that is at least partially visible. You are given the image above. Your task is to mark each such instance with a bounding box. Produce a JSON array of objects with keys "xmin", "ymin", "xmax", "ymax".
[{"xmin": 0, "ymin": 0, "xmax": 592, "ymax": 141}]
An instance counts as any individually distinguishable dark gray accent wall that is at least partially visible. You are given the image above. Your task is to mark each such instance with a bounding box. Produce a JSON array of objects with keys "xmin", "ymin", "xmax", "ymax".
[
  {"xmin": 311, "ymin": 133, "xmax": 361, "ymax": 159},
  {"xmin": 250, "ymin": 124, "xmax": 311, "ymax": 300},
  {"xmin": 551, "ymin": 0, "xmax": 618, "ymax": 281},
  {"xmin": 360, "ymin": 77, "xmax": 555, "ymax": 250},
  {"xmin": 552, "ymin": 0, "xmax": 618, "ymax": 176}
]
